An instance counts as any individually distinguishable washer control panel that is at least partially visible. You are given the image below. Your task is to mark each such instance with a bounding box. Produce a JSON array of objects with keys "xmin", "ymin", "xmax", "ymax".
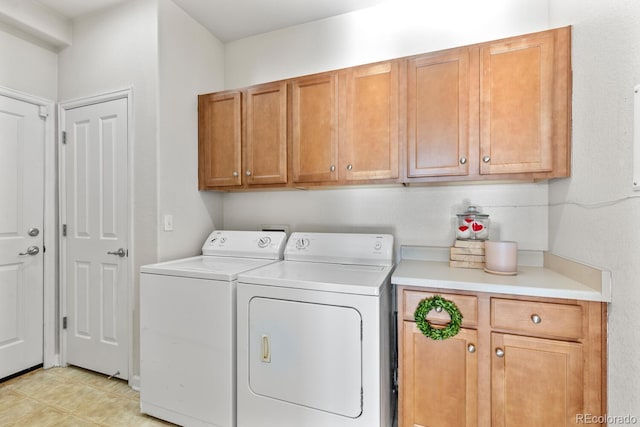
[
  {"xmin": 202, "ymin": 230, "xmax": 287, "ymax": 259},
  {"xmin": 285, "ymin": 232, "xmax": 393, "ymax": 266}
]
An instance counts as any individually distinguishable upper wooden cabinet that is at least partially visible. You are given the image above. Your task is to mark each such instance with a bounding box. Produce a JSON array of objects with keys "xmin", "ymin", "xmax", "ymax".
[
  {"xmin": 198, "ymin": 91, "xmax": 242, "ymax": 189},
  {"xmin": 198, "ymin": 82, "xmax": 287, "ymax": 190},
  {"xmin": 340, "ymin": 61, "xmax": 400, "ymax": 182},
  {"xmin": 291, "ymin": 73, "xmax": 339, "ymax": 184},
  {"xmin": 405, "ymin": 27, "xmax": 571, "ymax": 183},
  {"xmin": 291, "ymin": 62, "xmax": 400, "ymax": 185},
  {"xmin": 245, "ymin": 81, "xmax": 288, "ymax": 185},
  {"xmin": 199, "ymin": 26, "xmax": 571, "ymax": 191},
  {"xmin": 479, "ymin": 27, "xmax": 571, "ymax": 177},
  {"xmin": 406, "ymin": 47, "xmax": 472, "ymax": 178}
]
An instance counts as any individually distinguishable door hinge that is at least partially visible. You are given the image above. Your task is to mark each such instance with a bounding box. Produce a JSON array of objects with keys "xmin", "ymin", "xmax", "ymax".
[
  {"xmin": 62, "ymin": 316, "xmax": 68, "ymax": 330},
  {"xmin": 62, "ymin": 131, "xmax": 67, "ymax": 144},
  {"xmin": 62, "ymin": 224, "xmax": 67, "ymax": 236},
  {"xmin": 39, "ymin": 105, "xmax": 49, "ymax": 118}
]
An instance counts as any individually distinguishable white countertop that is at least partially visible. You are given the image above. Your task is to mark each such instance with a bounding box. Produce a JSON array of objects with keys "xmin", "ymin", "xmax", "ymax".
[{"xmin": 391, "ymin": 247, "xmax": 611, "ymax": 302}]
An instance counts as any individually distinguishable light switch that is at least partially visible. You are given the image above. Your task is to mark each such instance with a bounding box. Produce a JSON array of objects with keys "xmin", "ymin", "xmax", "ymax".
[{"xmin": 163, "ymin": 214, "xmax": 173, "ymax": 231}]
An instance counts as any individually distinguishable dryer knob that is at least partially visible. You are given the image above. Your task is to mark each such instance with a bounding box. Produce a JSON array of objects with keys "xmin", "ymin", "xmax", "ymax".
[{"xmin": 295, "ymin": 238, "xmax": 310, "ymax": 250}]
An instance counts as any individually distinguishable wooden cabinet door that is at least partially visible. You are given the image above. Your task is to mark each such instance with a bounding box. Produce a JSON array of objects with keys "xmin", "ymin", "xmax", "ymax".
[
  {"xmin": 291, "ymin": 73, "xmax": 339, "ymax": 183},
  {"xmin": 491, "ymin": 333, "xmax": 583, "ymax": 427},
  {"xmin": 198, "ymin": 91, "xmax": 242, "ymax": 188},
  {"xmin": 407, "ymin": 48, "xmax": 471, "ymax": 178},
  {"xmin": 479, "ymin": 31, "xmax": 557, "ymax": 175},
  {"xmin": 245, "ymin": 81, "xmax": 288, "ymax": 185},
  {"xmin": 401, "ymin": 322, "xmax": 478, "ymax": 427},
  {"xmin": 340, "ymin": 61, "xmax": 399, "ymax": 181}
]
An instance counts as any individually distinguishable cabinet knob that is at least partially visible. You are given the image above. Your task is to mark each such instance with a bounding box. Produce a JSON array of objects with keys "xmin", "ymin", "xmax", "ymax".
[
  {"xmin": 531, "ymin": 314, "xmax": 542, "ymax": 324},
  {"xmin": 482, "ymin": 155, "xmax": 491, "ymax": 163},
  {"xmin": 495, "ymin": 348, "xmax": 505, "ymax": 358},
  {"xmin": 330, "ymin": 165, "xmax": 336, "ymax": 172},
  {"xmin": 459, "ymin": 156, "xmax": 467, "ymax": 165},
  {"xmin": 467, "ymin": 344, "xmax": 476, "ymax": 353},
  {"xmin": 346, "ymin": 164, "xmax": 353, "ymax": 171},
  {"xmin": 232, "ymin": 171, "xmax": 239, "ymax": 177},
  {"xmin": 245, "ymin": 170, "xmax": 252, "ymax": 176}
]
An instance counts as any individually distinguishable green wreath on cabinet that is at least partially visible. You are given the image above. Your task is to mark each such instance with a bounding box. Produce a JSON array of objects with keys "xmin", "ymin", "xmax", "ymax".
[{"xmin": 414, "ymin": 295, "xmax": 463, "ymax": 340}]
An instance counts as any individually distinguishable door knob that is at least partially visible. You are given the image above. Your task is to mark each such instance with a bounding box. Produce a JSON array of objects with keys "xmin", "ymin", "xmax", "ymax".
[
  {"xmin": 28, "ymin": 227, "xmax": 40, "ymax": 237},
  {"xmin": 19, "ymin": 246, "xmax": 39, "ymax": 256},
  {"xmin": 107, "ymin": 248, "xmax": 126, "ymax": 257}
]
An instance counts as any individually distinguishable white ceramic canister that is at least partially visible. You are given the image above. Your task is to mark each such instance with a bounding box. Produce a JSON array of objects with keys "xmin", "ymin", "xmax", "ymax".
[{"xmin": 484, "ymin": 240, "xmax": 518, "ymax": 275}]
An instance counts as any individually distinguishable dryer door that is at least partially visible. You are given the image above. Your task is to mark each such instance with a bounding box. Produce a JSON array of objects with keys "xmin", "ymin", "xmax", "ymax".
[{"xmin": 249, "ymin": 297, "xmax": 363, "ymax": 418}]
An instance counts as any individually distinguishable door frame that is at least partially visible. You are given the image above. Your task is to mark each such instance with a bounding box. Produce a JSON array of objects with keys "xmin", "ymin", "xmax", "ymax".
[
  {"xmin": 58, "ymin": 87, "xmax": 134, "ymax": 381},
  {"xmin": 0, "ymin": 85, "xmax": 56, "ymax": 369}
]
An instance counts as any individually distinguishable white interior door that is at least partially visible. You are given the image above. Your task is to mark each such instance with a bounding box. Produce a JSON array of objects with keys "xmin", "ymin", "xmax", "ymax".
[
  {"xmin": 0, "ymin": 94, "xmax": 45, "ymax": 379},
  {"xmin": 61, "ymin": 96, "xmax": 129, "ymax": 379}
]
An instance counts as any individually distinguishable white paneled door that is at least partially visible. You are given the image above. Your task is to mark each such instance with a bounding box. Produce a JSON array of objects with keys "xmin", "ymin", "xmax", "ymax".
[
  {"xmin": 0, "ymin": 94, "xmax": 46, "ymax": 379},
  {"xmin": 61, "ymin": 96, "xmax": 129, "ymax": 380}
]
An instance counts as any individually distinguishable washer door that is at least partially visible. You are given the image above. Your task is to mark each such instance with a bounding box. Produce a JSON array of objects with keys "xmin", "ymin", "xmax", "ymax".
[{"xmin": 248, "ymin": 297, "xmax": 363, "ymax": 418}]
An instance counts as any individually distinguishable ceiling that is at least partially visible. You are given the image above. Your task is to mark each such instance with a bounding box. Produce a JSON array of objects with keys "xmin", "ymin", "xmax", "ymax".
[{"xmin": 35, "ymin": 0, "xmax": 388, "ymax": 42}]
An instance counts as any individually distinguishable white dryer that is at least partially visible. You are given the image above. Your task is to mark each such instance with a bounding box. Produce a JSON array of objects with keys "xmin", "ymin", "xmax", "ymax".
[
  {"xmin": 236, "ymin": 232, "xmax": 395, "ymax": 427},
  {"xmin": 140, "ymin": 230, "xmax": 287, "ymax": 427}
]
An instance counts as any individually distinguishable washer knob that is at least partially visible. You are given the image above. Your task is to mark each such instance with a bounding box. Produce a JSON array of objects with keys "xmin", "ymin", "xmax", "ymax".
[{"xmin": 258, "ymin": 237, "xmax": 272, "ymax": 248}]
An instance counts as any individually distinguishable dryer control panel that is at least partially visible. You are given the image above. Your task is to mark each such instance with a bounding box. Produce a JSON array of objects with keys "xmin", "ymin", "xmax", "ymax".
[{"xmin": 285, "ymin": 232, "xmax": 394, "ymax": 266}]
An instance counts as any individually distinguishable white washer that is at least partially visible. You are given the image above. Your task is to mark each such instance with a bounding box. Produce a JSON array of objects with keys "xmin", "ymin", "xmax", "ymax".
[
  {"xmin": 236, "ymin": 232, "xmax": 395, "ymax": 427},
  {"xmin": 140, "ymin": 230, "xmax": 287, "ymax": 427}
]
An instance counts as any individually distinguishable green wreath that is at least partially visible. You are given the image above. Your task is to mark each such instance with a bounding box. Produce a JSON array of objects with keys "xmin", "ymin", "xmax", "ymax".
[{"xmin": 414, "ymin": 295, "xmax": 463, "ymax": 340}]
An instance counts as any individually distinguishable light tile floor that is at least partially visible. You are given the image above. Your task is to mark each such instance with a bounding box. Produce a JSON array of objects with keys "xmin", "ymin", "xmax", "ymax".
[{"xmin": 0, "ymin": 366, "xmax": 175, "ymax": 426}]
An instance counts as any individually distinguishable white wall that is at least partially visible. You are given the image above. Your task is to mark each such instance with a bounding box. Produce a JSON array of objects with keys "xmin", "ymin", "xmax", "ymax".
[
  {"xmin": 157, "ymin": 0, "xmax": 225, "ymax": 261},
  {"xmin": 0, "ymin": 22, "xmax": 57, "ymax": 99},
  {"xmin": 548, "ymin": 0, "xmax": 640, "ymax": 418},
  {"xmin": 222, "ymin": 0, "xmax": 551, "ymax": 252},
  {"xmin": 224, "ymin": 184, "xmax": 549, "ymax": 251},
  {"xmin": 58, "ymin": 0, "xmax": 159, "ymax": 269},
  {"xmin": 58, "ymin": 0, "xmax": 159, "ymax": 378},
  {"xmin": 225, "ymin": 0, "xmax": 549, "ymax": 88},
  {"xmin": 57, "ymin": 0, "xmax": 228, "ymax": 377}
]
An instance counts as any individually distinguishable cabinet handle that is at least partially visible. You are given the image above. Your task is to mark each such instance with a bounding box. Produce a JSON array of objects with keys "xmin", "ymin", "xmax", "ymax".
[
  {"xmin": 346, "ymin": 164, "xmax": 353, "ymax": 171},
  {"xmin": 531, "ymin": 314, "xmax": 542, "ymax": 324},
  {"xmin": 245, "ymin": 170, "xmax": 252, "ymax": 176},
  {"xmin": 482, "ymin": 155, "xmax": 491, "ymax": 163},
  {"xmin": 330, "ymin": 165, "xmax": 336, "ymax": 172},
  {"xmin": 232, "ymin": 171, "xmax": 239, "ymax": 177},
  {"xmin": 459, "ymin": 156, "xmax": 467, "ymax": 165},
  {"xmin": 495, "ymin": 348, "xmax": 505, "ymax": 358},
  {"xmin": 467, "ymin": 344, "xmax": 476, "ymax": 353}
]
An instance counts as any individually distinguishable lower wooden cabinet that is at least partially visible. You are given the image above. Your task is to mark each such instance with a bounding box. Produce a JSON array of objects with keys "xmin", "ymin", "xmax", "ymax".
[
  {"xmin": 402, "ymin": 323, "xmax": 477, "ymax": 427},
  {"xmin": 491, "ymin": 333, "xmax": 583, "ymax": 427},
  {"xmin": 397, "ymin": 287, "xmax": 606, "ymax": 427}
]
